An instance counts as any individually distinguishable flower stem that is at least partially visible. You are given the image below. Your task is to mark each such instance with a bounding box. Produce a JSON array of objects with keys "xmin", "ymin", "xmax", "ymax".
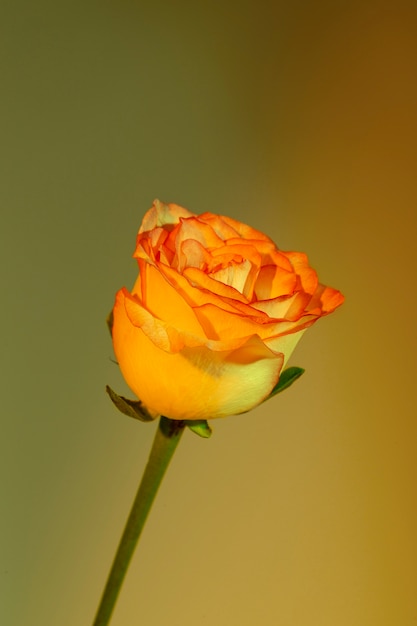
[{"xmin": 92, "ymin": 416, "xmax": 186, "ymax": 626}]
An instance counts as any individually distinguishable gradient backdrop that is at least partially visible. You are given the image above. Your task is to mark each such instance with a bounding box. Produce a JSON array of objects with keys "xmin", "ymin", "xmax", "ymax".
[{"xmin": 2, "ymin": 1, "xmax": 416, "ymax": 625}]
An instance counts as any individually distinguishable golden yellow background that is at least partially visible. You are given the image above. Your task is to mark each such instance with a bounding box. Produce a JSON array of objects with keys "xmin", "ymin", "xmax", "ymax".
[{"xmin": 2, "ymin": 1, "xmax": 416, "ymax": 625}]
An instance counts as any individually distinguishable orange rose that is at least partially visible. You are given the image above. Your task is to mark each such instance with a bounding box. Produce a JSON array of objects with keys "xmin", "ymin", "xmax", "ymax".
[{"xmin": 112, "ymin": 200, "xmax": 344, "ymax": 420}]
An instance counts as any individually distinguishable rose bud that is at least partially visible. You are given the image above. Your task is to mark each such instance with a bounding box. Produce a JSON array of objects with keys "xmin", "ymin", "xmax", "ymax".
[{"xmin": 111, "ymin": 200, "xmax": 344, "ymax": 420}]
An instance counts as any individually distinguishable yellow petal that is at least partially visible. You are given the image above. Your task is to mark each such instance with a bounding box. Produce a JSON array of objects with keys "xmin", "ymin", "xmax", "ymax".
[
  {"xmin": 112, "ymin": 289, "xmax": 284, "ymax": 420},
  {"xmin": 265, "ymin": 329, "xmax": 307, "ymax": 368},
  {"xmin": 139, "ymin": 199, "xmax": 194, "ymax": 232}
]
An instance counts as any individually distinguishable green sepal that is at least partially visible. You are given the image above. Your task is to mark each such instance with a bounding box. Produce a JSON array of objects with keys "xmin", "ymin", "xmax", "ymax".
[
  {"xmin": 106, "ymin": 385, "xmax": 157, "ymax": 422},
  {"xmin": 263, "ymin": 366, "xmax": 305, "ymax": 402},
  {"xmin": 185, "ymin": 420, "xmax": 213, "ymax": 438},
  {"xmin": 106, "ymin": 310, "xmax": 114, "ymax": 337}
]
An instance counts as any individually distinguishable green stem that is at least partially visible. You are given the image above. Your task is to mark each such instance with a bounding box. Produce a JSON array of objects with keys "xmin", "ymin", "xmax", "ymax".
[{"xmin": 92, "ymin": 416, "xmax": 185, "ymax": 626}]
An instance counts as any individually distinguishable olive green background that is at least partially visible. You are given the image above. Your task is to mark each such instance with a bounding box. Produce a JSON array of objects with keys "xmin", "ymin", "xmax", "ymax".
[{"xmin": 2, "ymin": 1, "xmax": 416, "ymax": 625}]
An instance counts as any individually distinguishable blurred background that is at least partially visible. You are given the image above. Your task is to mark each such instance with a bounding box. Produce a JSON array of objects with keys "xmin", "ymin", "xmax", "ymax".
[{"xmin": 2, "ymin": 0, "xmax": 416, "ymax": 624}]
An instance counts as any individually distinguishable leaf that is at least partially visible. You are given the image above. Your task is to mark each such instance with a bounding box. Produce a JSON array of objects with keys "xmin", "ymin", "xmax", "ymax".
[
  {"xmin": 105, "ymin": 385, "xmax": 157, "ymax": 422},
  {"xmin": 263, "ymin": 366, "xmax": 305, "ymax": 402},
  {"xmin": 106, "ymin": 310, "xmax": 114, "ymax": 336},
  {"xmin": 185, "ymin": 420, "xmax": 213, "ymax": 438}
]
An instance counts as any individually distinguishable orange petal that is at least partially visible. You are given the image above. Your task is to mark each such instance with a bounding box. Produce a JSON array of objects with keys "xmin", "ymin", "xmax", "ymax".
[
  {"xmin": 284, "ymin": 251, "xmax": 319, "ymax": 295},
  {"xmin": 135, "ymin": 261, "xmax": 206, "ymax": 337},
  {"xmin": 134, "ymin": 226, "xmax": 173, "ymax": 265},
  {"xmin": 183, "ymin": 266, "xmax": 250, "ymax": 304},
  {"xmin": 197, "ymin": 213, "xmax": 245, "ymax": 240},
  {"xmin": 307, "ymin": 283, "xmax": 345, "ymax": 314},
  {"xmin": 156, "ymin": 263, "xmax": 248, "ymax": 316},
  {"xmin": 204, "ymin": 213, "xmax": 273, "ymax": 242},
  {"xmin": 118, "ymin": 288, "xmax": 270, "ymax": 353},
  {"xmin": 112, "ymin": 288, "xmax": 285, "ymax": 420},
  {"xmin": 225, "ymin": 239, "xmax": 293, "ymax": 271},
  {"xmin": 255, "ymin": 264, "xmax": 297, "ymax": 300},
  {"xmin": 175, "ymin": 216, "xmax": 224, "ymax": 254},
  {"xmin": 251, "ymin": 292, "xmax": 311, "ymax": 321},
  {"xmin": 193, "ymin": 302, "xmax": 283, "ymax": 341}
]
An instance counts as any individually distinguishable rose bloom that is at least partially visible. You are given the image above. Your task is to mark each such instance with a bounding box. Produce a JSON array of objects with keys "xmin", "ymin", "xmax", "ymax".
[{"xmin": 112, "ymin": 200, "xmax": 344, "ymax": 420}]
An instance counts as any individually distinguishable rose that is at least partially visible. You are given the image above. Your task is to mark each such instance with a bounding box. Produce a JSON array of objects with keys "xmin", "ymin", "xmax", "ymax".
[{"xmin": 111, "ymin": 200, "xmax": 344, "ymax": 420}]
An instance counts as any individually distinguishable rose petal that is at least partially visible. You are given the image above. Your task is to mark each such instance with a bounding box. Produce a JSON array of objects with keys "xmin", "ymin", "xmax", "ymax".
[
  {"xmin": 307, "ymin": 283, "xmax": 345, "ymax": 314},
  {"xmin": 155, "ymin": 263, "xmax": 248, "ymax": 318},
  {"xmin": 264, "ymin": 329, "xmax": 307, "ymax": 368},
  {"xmin": 139, "ymin": 199, "xmax": 194, "ymax": 232},
  {"xmin": 178, "ymin": 238, "xmax": 213, "ymax": 272},
  {"xmin": 193, "ymin": 302, "xmax": 283, "ymax": 341},
  {"xmin": 255, "ymin": 264, "xmax": 297, "ymax": 300},
  {"xmin": 226, "ymin": 239, "xmax": 294, "ymax": 270},
  {"xmin": 120, "ymin": 288, "xmax": 270, "ymax": 352},
  {"xmin": 210, "ymin": 243, "xmax": 261, "ymax": 299},
  {"xmin": 204, "ymin": 213, "xmax": 273, "ymax": 242},
  {"xmin": 135, "ymin": 261, "xmax": 206, "ymax": 337},
  {"xmin": 197, "ymin": 213, "xmax": 245, "ymax": 240},
  {"xmin": 134, "ymin": 227, "xmax": 171, "ymax": 264},
  {"xmin": 175, "ymin": 217, "xmax": 224, "ymax": 259},
  {"xmin": 251, "ymin": 292, "xmax": 312, "ymax": 321},
  {"xmin": 112, "ymin": 288, "xmax": 285, "ymax": 420},
  {"xmin": 210, "ymin": 259, "xmax": 254, "ymax": 298},
  {"xmin": 284, "ymin": 251, "xmax": 319, "ymax": 295},
  {"xmin": 183, "ymin": 266, "xmax": 250, "ymax": 304}
]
